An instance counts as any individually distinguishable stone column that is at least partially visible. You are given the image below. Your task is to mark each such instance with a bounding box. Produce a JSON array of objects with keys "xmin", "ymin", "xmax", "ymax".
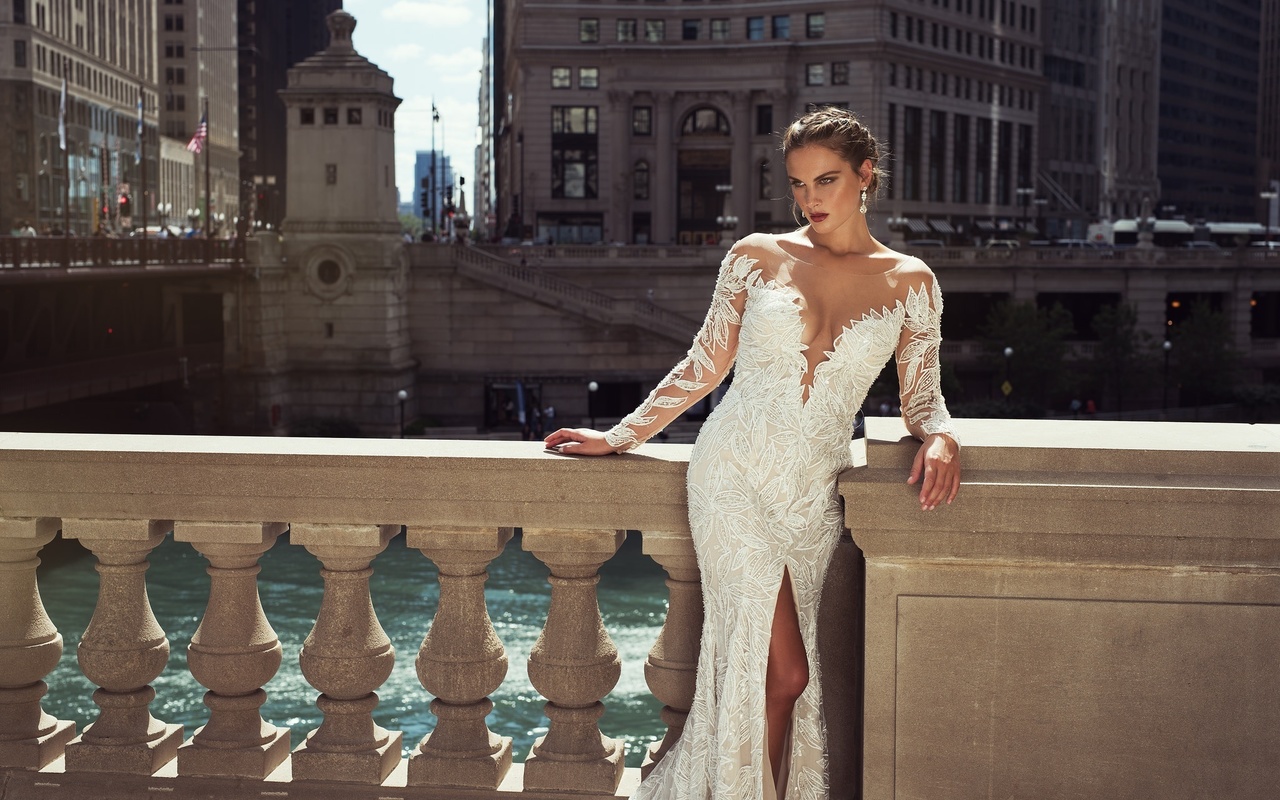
[
  {"xmin": 521, "ymin": 528, "xmax": 626, "ymax": 793},
  {"xmin": 653, "ymin": 92, "xmax": 676, "ymax": 245},
  {"xmin": 0, "ymin": 517, "xmax": 76, "ymax": 769},
  {"xmin": 730, "ymin": 90, "xmax": 752, "ymax": 242},
  {"xmin": 406, "ymin": 526, "xmax": 513, "ymax": 789},
  {"xmin": 639, "ymin": 530, "xmax": 704, "ymax": 777},
  {"xmin": 174, "ymin": 521, "xmax": 290, "ymax": 778},
  {"xmin": 290, "ymin": 523, "xmax": 402, "ymax": 785},
  {"xmin": 63, "ymin": 518, "xmax": 184, "ymax": 775}
]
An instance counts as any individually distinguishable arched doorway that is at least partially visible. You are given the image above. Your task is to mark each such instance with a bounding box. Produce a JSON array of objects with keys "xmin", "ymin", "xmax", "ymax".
[{"xmin": 677, "ymin": 107, "xmax": 732, "ymax": 246}]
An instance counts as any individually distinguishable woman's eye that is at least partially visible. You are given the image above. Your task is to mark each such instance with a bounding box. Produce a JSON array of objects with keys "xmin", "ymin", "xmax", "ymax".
[{"xmin": 818, "ymin": 177, "xmax": 835, "ymax": 185}]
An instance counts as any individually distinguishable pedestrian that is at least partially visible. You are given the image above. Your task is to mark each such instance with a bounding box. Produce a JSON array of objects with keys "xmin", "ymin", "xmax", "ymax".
[{"xmin": 544, "ymin": 106, "xmax": 960, "ymax": 800}]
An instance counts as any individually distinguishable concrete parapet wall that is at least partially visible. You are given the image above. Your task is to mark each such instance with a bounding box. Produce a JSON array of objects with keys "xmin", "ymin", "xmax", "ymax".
[{"xmin": 0, "ymin": 419, "xmax": 1276, "ymax": 799}]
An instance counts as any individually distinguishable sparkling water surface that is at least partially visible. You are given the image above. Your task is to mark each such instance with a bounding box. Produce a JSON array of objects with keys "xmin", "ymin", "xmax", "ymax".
[{"xmin": 39, "ymin": 530, "xmax": 668, "ymax": 767}]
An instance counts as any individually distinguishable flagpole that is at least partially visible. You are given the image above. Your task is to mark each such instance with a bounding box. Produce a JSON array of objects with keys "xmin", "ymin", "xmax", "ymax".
[
  {"xmin": 59, "ymin": 78, "xmax": 69, "ymax": 264},
  {"xmin": 204, "ymin": 96, "xmax": 211, "ymax": 262},
  {"xmin": 139, "ymin": 84, "xmax": 148, "ymax": 245}
]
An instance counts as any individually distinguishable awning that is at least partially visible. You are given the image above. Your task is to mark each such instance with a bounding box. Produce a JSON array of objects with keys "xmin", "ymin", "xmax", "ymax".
[
  {"xmin": 907, "ymin": 218, "xmax": 931, "ymax": 234},
  {"xmin": 975, "ymin": 220, "xmax": 996, "ymax": 231},
  {"xmin": 930, "ymin": 220, "xmax": 956, "ymax": 234}
]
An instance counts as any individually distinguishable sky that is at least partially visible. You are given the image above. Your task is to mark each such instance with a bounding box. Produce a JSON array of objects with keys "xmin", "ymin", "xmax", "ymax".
[{"xmin": 342, "ymin": 0, "xmax": 490, "ymax": 208}]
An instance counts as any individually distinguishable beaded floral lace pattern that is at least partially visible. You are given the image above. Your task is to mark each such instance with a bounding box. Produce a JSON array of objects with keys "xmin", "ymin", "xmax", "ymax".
[{"xmin": 612, "ymin": 247, "xmax": 957, "ymax": 800}]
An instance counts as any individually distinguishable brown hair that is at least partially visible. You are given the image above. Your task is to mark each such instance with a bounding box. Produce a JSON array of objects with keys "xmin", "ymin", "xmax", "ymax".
[{"xmin": 781, "ymin": 107, "xmax": 885, "ymax": 197}]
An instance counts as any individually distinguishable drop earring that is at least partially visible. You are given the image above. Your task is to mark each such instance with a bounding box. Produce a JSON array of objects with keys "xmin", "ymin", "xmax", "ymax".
[{"xmin": 859, "ymin": 188, "xmax": 868, "ymax": 215}]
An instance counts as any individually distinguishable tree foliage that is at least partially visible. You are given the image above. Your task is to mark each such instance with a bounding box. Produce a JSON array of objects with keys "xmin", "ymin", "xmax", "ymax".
[
  {"xmin": 1088, "ymin": 303, "xmax": 1155, "ymax": 414},
  {"xmin": 976, "ymin": 299, "xmax": 1075, "ymax": 412},
  {"xmin": 1169, "ymin": 300, "xmax": 1237, "ymax": 406}
]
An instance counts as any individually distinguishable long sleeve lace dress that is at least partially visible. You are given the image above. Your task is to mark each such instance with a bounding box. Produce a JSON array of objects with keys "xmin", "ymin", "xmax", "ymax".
[{"xmin": 605, "ymin": 234, "xmax": 958, "ymax": 800}]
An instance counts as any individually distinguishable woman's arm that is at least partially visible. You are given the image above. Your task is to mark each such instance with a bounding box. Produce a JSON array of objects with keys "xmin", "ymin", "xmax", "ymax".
[
  {"xmin": 895, "ymin": 273, "xmax": 961, "ymax": 509},
  {"xmin": 544, "ymin": 247, "xmax": 757, "ymax": 455}
]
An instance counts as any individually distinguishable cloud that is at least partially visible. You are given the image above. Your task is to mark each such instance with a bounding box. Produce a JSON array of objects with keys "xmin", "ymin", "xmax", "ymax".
[
  {"xmin": 382, "ymin": 2, "xmax": 472, "ymax": 27},
  {"xmin": 388, "ymin": 43, "xmax": 424, "ymax": 61}
]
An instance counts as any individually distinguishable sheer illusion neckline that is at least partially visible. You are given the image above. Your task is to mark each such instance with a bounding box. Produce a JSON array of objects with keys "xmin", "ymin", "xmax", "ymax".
[{"xmin": 756, "ymin": 280, "xmax": 910, "ymax": 407}]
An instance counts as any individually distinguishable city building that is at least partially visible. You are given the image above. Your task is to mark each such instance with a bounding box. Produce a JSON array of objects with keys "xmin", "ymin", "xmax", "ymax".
[
  {"xmin": 1259, "ymin": 0, "xmax": 1280, "ymax": 229},
  {"xmin": 1037, "ymin": 0, "xmax": 1160, "ymax": 239},
  {"xmin": 0, "ymin": 0, "xmax": 159, "ymax": 234},
  {"xmin": 493, "ymin": 0, "xmax": 1043, "ymax": 245},
  {"xmin": 474, "ymin": 34, "xmax": 495, "ymax": 240},
  {"xmin": 1157, "ymin": 0, "xmax": 1262, "ymax": 223},
  {"xmin": 237, "ymin": 0, "xmax": 342, "ymax": 232},
  {"xmin": 158, "ymin": 0, "xmax": 240, "ymax": 234},
  {"xmin": 414, "ymin": 148, "xmax": 454, "ymax": 231}
]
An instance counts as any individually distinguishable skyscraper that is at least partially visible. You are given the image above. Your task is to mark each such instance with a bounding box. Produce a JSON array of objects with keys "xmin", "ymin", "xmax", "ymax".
[{"xmin": 238, "ymin": 0, "xmax": 342, "ymax": 231}]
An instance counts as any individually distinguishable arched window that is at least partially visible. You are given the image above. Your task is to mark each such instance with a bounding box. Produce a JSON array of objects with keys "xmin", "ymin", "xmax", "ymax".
[
  {"xmin": 681, "ymin": 106, "xmax": 730, "ymax": 135},
  {"xmin": 758, "ymin": 159, "xmax": 773, "ymax": 200},
  {"xmin": 633, "ymin": 160, "xmax": 650, "ymax": 200}
]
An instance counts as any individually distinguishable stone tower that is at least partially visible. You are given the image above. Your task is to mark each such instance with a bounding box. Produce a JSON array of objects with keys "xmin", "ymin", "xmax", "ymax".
[{"xmin": 227, "ymin": 10, "xmax": 413, "ymax": 436}]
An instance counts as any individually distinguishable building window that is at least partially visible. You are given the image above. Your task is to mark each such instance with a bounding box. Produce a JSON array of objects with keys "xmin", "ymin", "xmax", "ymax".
[
  {"xmin": 952, "ymin": 114, "xmax": 970, "ymax": 204},
  {"xmin": 323, "ymin": 107, "xmax": 338, "ymax": 125},
  {"xmin": 551, "ymin": 106, "xmax": 599, "ymax": 199},
  {"xmin": 890, "ymin": 12, "xmax": 898, "ymax": 38},
  {"xmin": 889, "ymin": 63, "xmax": 897, "ymax": 87},
  {"xmin": 347, "ymin": 107, "xmax": 362, "ymax": 125},
  {"xmin": 928, "ymin": 110, "xmax": 946, "ymax": 202},
  {"xmin": 164, "ymin": 41, "xmax": 184, "ymax": 59},
  {"xmin": 682, "ymin": 107, "xmax": 730, "ymax": 135},
  {"xmin": 578, "ymin": 67, "xmax": 598, "ymax": 89},
  {"xmin": 711, "ymin": 18, "xmax": 730, "ymax": 40},
  {"xmin": 747, "ymin": 16, "xmax": 764, "ymax": 40},
  {"xmin": 975, "ymin": 117, "xmax": 992, "ymax": 204},
  {"xmin": 832, "ymin": 62, "xmax": 849, "ymax": 85},
  {"xmin": 633, "ymin": 161, "xmax": 650, "ymax": 200},
  {"xmin": 579, "ymin": 18, "xmax": 599, "ymax": 43},
  {"xmin": 756, "ymin": 104, "xmax": 773, "ymax": 136},
  {"xmin": 758, "ymin": 159, "xmax": 773, "ymax": 200},
  {"xmin": 551, "ymin": 67, "xmax": 571, "ymax": 88},
  {"xmin": 806, "ymin": 63, "xmax": 825, "ymax": 86},
  {"xmin": 301, "ymin": 107, "xmax": 315, "ymax": 125},
  {"xmin": 632, "ymin": 106, "xmax": 652, "ymax": 136},
  {"xmin": 644, "ymin": 20, "xmax": 664, "ymax": 42},
  {"xmin": 14, "ymin": 40, "xmax": 26, "ymax": 67},
  {"xmin": 163, "ymin": 14, "xmax": 183, "ymax": 31},
  {"xmin": 772, "ymin": 15, "xmax": 790, "ymax": 39},
  {"xmin": 902, "ymin": 106, "xmax": 922, "ymax": 201},
  {"xmin": 806, "ymin": 12, "xmax": 825, "ymax": 39},
  {"xmin": 617, "ymin": 19, "xmax": 637, "ymax": 42},
  {"xmin": 683, "ymin": 19, "xmax": 700, "ymax": 41},
  {"xmin": 164, "ymin": 67, "xmax": 185, "ymax": 85}
]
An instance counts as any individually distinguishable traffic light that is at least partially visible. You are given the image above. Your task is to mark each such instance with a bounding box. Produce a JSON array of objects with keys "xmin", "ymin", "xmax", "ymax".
[
  {"xmin": 118, "ymin": 193, "xmax": 132, "ymax": 217},
  {"xmin": 256, "ymin": 191, "xmax": 269, "ymax": 216},
  {"xmin": 420, "ymin": 189, "xmax": 429, "ymax": 215}
]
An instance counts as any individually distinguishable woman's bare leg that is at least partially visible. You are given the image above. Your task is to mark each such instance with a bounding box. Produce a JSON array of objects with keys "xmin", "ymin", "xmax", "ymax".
[{"xmin": 766, "ymin": 567, "xmax": 809, "ymax": 788}]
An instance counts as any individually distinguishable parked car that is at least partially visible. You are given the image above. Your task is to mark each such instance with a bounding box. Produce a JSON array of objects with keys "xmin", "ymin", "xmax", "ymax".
[
  {"xmin": 984, "ymin": 239, "xmax": 1020, "ymax": 249},
  {"xmin": 1052, "ymin": 238, "xmax": 1105, "ymax": 249},
  {"xmin": 904, "ymin": 239, "xmax": 946, "ymax": 248},
  {"xmin": 1183, "ymin": 240, "xmax": 1222, "ymax": 250},
  {"xmin": 1249, "ymin": 240, "xmax": 1280, "ymax": 250}
]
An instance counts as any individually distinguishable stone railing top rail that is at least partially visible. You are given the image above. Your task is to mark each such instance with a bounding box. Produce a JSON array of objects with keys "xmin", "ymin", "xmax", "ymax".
[{"xmin": 2, "ymin": 420, "xmax": 1276, "ymax": 537}]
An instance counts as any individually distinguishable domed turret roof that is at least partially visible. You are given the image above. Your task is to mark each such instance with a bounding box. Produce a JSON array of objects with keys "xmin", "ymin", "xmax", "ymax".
[{"xmin": 286, "ymin": 10, "xmax": 394, "ymax": 95}]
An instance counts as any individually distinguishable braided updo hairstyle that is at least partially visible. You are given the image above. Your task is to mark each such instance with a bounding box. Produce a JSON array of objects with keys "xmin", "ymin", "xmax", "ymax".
[{"xmin": 781, "ymin": 107, "xmax": 886, "ymax": 199}]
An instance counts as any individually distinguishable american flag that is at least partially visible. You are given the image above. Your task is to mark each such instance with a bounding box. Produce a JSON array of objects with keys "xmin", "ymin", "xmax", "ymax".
[{"xmin": 186, "ymin": 112, "xmax": 207, "ymax": 153}]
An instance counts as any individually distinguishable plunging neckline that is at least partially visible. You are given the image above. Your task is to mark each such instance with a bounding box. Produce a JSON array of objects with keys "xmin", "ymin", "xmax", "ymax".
[{"xmin": 755, "ymin": 280, "xmax": 907, "ymax": 407}]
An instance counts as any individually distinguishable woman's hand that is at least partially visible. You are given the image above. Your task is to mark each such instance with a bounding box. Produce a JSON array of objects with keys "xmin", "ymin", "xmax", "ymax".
[
  {"xmin": 543, "ymin": 427, "xmax": 619, "ymax": 456},
  {"xmin": 907, "ymin": 433, "xmax": 960, "ymax": 511}
]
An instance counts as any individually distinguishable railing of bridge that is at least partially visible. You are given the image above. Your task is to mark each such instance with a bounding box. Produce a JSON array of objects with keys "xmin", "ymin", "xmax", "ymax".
[
  {"xmin": 0, "ymin": 237, "xmax": 244, "ymax": 270},
  {"xmin": 1, "ymin": 421, "xmax": 1277, "ymax": 800}
]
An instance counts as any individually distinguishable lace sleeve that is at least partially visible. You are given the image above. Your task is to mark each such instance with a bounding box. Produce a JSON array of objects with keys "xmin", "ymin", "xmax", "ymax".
[
  {"xmin": 604, "ymin": 250, "xmax": 756, "ymax": 452},
  {"xmin": 895, "ymin": 276, "xmax": 960, "ymax": 446}
]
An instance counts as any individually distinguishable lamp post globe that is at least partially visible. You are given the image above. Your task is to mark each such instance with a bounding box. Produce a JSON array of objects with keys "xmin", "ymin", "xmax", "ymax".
[{"xmin": 396, "ymin": 389, "xmax": 408, "ymax": 438}]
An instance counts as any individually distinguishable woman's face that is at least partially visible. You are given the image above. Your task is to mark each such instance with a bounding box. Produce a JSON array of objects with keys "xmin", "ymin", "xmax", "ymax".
[{"xmin": 786, "ymin": 144, "xmax": 871, "ymax": 232}]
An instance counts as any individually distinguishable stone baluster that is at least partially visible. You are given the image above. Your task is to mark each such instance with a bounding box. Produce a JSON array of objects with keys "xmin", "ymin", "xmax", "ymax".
[
  {"xmin": 290, "ymin": 523, "xmax": 402, "ymax": 784},
  {"xmin": 406, "ymin": 526, "xmax": 513, "ymax": 789},
  {"xmin": 521, "ymin": 528, "xmax": 626, "ymax": 793},
  {"xmin": 0, "ymin": 517, "xmax": 76, "ymax": 769},
  {"xmin": 62, "ymin": 518, "xmax": 183, "ymax": 775},
  {"xmin": 639, "ymin": 529, "xmax": 704, "ymax": 776},
  {"xmin": 173, "ymin": 521, "xmax": 290, "ymax": 778}
]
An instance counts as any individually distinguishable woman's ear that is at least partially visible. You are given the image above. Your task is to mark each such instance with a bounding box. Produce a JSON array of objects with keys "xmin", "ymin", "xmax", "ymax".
[{"xmin": 859, "ymin": 158, "xmax": 875, "ymax": 187}]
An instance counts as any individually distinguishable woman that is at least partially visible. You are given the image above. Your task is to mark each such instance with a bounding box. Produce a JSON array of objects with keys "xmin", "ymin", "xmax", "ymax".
[{"xmin": 544, "ymin": 107, "xmax": 961, "ymax": 800}]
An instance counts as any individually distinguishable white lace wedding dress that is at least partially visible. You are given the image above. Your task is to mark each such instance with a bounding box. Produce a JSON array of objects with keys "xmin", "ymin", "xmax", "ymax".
[{"xmin": 605, "ymin": 234, "xmax": 957, "ymax": 800}]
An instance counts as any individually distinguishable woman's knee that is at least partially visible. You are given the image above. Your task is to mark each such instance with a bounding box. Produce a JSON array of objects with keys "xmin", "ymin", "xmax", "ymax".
[{"xmin": 767, "ymin": 649, "xmax": 810, "ymax": 703}]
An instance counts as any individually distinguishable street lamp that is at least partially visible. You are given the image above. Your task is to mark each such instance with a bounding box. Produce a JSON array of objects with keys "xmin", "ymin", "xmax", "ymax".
[
  {"xmin": 1162, "ymin": 340, "xmax": 1173, "ymax": 414},
  {"xmin": 1260, "ymin": 189, "xmax": 1278, "ymax": 246},
  {"xmin": 1015, "ymin": 187, "xmax": 1034, "ymax": 234},
  {"xmin": 397, "ymin": 389, "xmax": 408, "ymax": 438},
  {"xmin": 587, "ymin": 380, "xmax": 599, "ymax": 429},
  {"xmin": 1002, "ymin": 346, "xmax": 1014, "ymax": 406}
]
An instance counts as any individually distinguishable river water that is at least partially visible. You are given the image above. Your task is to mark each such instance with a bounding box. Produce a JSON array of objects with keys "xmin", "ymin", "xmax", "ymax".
[{"xmin": 38, "ymin": 529, "xmax": 669, "ymax": 767}]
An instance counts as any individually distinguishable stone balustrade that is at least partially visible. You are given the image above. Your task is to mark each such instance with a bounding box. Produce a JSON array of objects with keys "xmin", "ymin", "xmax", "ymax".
[{"xmin": 0, "ymin": 420, "xmax": 1277, "ymax": 800}]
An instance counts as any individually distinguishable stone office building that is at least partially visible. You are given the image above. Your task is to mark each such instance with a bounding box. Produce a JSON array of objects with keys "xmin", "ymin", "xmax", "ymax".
[
  {"xmin": 0, "ymin": 0, "xmax": 159, "ymax": 235},
  {"xmin": 493, "ymin": 0, "xmax": 1043, "ymax": 245}
]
